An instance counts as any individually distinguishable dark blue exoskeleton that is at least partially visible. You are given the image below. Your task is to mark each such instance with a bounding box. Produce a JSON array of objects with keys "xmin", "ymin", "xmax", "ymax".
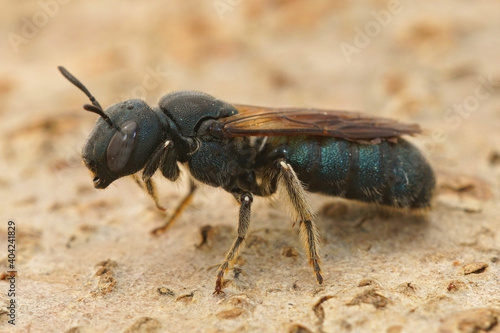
[
  {"xmin": 59, "ymin": 67, "xmax": 435, "ymax": 294},
  {"xmin": 257, "ymin": 135, "xmax": 434, "ymax": 209}
]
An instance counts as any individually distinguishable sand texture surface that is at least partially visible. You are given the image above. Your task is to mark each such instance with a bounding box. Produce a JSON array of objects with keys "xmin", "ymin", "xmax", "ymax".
[{"xmin": 1, "ymin": 1, "xmax": 499, "ymax": 332}]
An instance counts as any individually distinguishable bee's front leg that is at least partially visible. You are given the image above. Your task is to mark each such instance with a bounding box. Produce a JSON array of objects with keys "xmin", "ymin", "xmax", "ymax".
[
  {"xmin": 151, "ymin": 179, "xmax": 197, "ymax": 236},
  {"xmin": 130, "ymin": 174, "xmax": 166, "ymax": 212}
]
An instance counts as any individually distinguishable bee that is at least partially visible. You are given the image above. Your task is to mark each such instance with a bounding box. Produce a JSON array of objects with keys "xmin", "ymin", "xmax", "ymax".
[{"xmin": 59, "ymin": 67, "xmax": 435, "ymax": 294}]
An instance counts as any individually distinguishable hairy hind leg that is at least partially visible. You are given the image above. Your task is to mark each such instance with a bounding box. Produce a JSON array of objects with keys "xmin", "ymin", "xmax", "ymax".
[{"xmin": 263, "ymin": 160, "xmax": 323, "ymax": 285}]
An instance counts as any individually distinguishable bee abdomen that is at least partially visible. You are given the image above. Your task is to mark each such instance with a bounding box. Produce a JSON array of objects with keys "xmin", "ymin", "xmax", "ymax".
[{"xmin": 278, "ymin": 137, "xmax": 435, "ymax": 209}]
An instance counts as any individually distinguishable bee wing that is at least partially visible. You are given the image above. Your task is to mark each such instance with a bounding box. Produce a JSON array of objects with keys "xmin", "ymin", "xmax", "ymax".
[{"xmin": 219, "ymin": 105, "xmax": 421, "ymax": 143}]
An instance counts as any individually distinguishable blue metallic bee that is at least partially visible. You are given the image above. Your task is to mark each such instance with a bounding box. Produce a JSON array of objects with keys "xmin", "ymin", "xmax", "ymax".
[{"xmin": 59, "ymin": 67, "xmax": 435, "ymax": 294}]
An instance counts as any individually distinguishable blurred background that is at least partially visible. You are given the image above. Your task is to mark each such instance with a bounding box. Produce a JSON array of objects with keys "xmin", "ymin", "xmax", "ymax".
[{"xmin": 1, "ymin": 1, "xmax": 500, "ymax": 332}]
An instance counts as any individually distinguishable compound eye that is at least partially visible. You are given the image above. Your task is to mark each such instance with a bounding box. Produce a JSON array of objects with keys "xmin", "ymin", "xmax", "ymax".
[{"xmin": 107, "ymin": 121, "xmax": 138, "ymax": 173}]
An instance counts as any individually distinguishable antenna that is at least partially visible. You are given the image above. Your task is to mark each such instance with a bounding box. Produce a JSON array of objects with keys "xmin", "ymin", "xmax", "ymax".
[{"xmin": 58, "ymin": 66, "xmax": 119, "ymax": 131}]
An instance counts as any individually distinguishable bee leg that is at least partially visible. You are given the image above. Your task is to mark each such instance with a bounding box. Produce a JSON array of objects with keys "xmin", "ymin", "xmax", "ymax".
[
  {"xmin": 131, "ymin": 173, "xmax": 144, "ymax": 189},
  {"xmin": 145, "ymin": 178, "xmax": 167, "ymax": 212},
  {"xmin": 131, "ymin": 173, "xmax": 146, "ymax": 192},
  {"xmin": 151, "ymin": 178, "xmax": 197, "ymax": 236},
  {"xmin": 277, "ymin": 160, "xmax": 323, "ymax": 285},
  {"xmin": 130, "ymin": 174, "xmax": 166, "ymax": 212},
  {"xmin": 137, "ymin": 140, "xmax": 178, "ymax": 212},
  {"xmin": 214, "ymin": 192, "xmax": 253, "ymax": 295}
]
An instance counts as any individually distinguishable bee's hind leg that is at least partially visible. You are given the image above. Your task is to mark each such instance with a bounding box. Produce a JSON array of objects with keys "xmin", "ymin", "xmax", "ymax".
[{"xmin": 258, "ymin": 159, "xmax": 323, "ymax": 285}]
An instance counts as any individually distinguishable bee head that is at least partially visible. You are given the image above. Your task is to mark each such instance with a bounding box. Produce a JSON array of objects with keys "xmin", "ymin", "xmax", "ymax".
[{"xmin": 59, "ymin": 67, "xmax": 164, "ymax": 188}]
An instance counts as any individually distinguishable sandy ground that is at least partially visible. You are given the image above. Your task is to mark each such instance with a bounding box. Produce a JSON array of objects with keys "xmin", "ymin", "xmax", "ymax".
[{"xmin": 1, "ymin": 1, "xmax": 500, "ymax": 332}]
